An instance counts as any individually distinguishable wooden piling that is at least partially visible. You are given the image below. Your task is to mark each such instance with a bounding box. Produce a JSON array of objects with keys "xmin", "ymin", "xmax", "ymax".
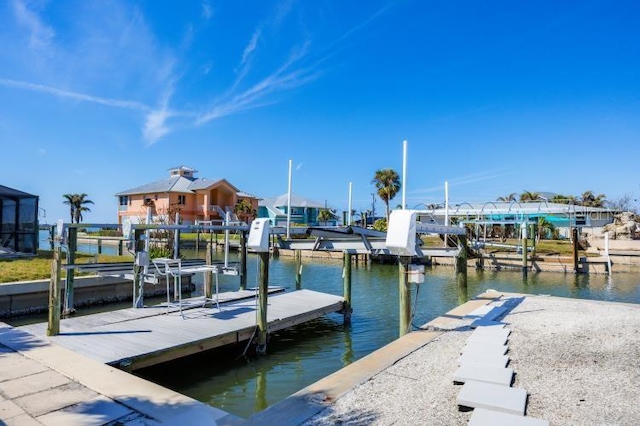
[
  {"xmin": 572, "ymin": 227, "xmax": 579, "ymax": 273},
  {"xmin": 240, "ymin": 231, "xmax": 247, "ymax": 291},
  {"xmin": 257, "ymin": 252, "xmax": 270, "ymax": 354},
  {"xmin": 522, "ymin": 231, "xmax": 528, "ymax": 278},
  {"xmin": 47, "ymin": 245, "xmax": 62, "ymax": 336},
  {"xmin": 399, "ymin": 256, "xmax": 411, "ymax": 337},
  {"xmin": 64, "ymin": 227, "xmax": 77, "ymax": 315},
  {"xmin": 343, "ymin": 251, "xmax": 353, "ymax": 324},
  {"xmin": 132, "ymin": 229, "xmax": 145, "ymax": 308},
  {"xmin": 204, "ymin": 242, "xmax": 213, "ymax": 299},
  {"xmin": 456, "ymin": 235, "xmax": 468, "ymax": 290},
  {"xmin": 295, "ymin": 250, "xmax": 302, "ymax": 290}
]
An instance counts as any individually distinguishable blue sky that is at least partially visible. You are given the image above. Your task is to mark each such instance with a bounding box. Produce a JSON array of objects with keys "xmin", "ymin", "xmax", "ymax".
[{"xmin": 1, "ymin": 0, "xmax": 639, "ymax": 223}]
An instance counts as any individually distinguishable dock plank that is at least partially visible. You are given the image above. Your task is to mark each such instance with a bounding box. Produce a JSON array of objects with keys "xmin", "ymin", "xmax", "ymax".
[{"xmin": 18, "ymin": 289, "xmax": 343, "ymax": 370}]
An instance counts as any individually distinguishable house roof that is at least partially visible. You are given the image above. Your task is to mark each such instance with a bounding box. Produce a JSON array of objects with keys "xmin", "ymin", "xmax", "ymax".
[
  {"xmin": 115, "ymin": 175, "xmax": 257, "ymax": 198},
  {"xmin": 260, "ymin": 193, "xmax": 325, "ymax": 209},
  {"xmin": 0, "ymin": 185, "xmax": 37, "ymax": 199}
]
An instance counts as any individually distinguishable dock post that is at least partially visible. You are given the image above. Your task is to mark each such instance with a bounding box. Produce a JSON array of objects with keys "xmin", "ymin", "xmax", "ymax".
[
  {"xmin": 118, "ymin": 240, "xmax": 123, "ymax": 256},
  {"xmin": 572, "ymin": 228, "xmax": 579, "ymax": 273},
  {"xmin": 132, "ymin": 229, "xmax": 145, "ymax": 308},
  {"xmin": 343, "ymin": 251, "xmax": 353, "ymax": 324},
  {"xmin": 456, "ymin": 235, "xmax": 468, "ymax": 291},
  {"xmin": 64, "ymin": 227, "xmax": 77, "ymax": 316},
  {"xmin": 205, "ymin": 242, "xmax": 213, "ymax": 299},
  {"xmin": 257, "ymin": 251, "xmax": 270, "ymax": 354},
  {"xmin": 521, "ymin": 224, "xmax": 528, "ymax": 278},
  {"xmin": 240, "ymin": 231, "xmax": 247, "ymax": 290},
  {"xmin": 47, "ymin": 245, "xmax": 62, "ymax": 336},
  {"xmin": 49, "ymin": 226, "xmax": 55, "ymax": 250},
  {"xmin": 295, "ymin": 249, "xmax": 302, "ymax": 290},
  {"xmin": 399, "ymin": 256, "xmax": 411, "ymax": 337}
]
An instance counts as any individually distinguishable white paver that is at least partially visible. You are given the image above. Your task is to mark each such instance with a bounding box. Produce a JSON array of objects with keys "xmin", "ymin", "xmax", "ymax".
[
  {"xmin": 470, "ymin": 319, "xmax": 506, "ymax": 328},
  {"xmin": 453, "ymin": 364, "xmax": 514, "ymax": 386},
  {"xmin": 467, "ymin": 333, "xmax": 509, "ymax": 346},
  {"xmin": 461, "ymin": 341, "xmax": 509, "ymax": 356},
  {"xmin": 457, "ymin": 352, "xmax": 510, "ymax": 368},
  {"xmin": 472, "ymin": 325, "xmax": 511, "ymax": 339},
  {"xmin": 457, "ymin": 381, "xmax": 527, "ymax": 416},
  {"xmin": 464, "ymin": 306, "xmax": 508, "ymax": 321},
  {"xmin": 469, "ymin": 408, "xmax": 550, "ymax": 426}
]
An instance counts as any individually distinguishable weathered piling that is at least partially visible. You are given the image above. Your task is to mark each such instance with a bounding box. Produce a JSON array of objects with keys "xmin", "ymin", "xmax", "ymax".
[
  {"xmin": 205, "ymin": 242, "xmax": 213, "ymax": 299},
  {"xmin": 295, "ymin": 249, "xmax": 302, "ymax": 290},
  {"xmin": 257, "ymin": 251, "xmax": 270, "ymax": 354},
  {"xmin": 64, "ymin": 227, "xmax": 77, "ymax": 315},
  {"xmin": 399, "ymin": 256, "xmax": 411, "ymax": 337},
  {"xmin": 343, "ymin": 251, "xmax": 353, "ymax": 324},
  {"xmin": 47, "ymin": 245, "xmax": 62, "ymax": 336},
  {"xmin": 240, "ymin": 231, "xmax": 247, "ymax": 290}
]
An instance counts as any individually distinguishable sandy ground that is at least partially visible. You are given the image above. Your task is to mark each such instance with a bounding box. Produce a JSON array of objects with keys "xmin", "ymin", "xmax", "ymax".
[{"xmin": 302, "ymin": 294, "xmax": 640, "ymax": 426}]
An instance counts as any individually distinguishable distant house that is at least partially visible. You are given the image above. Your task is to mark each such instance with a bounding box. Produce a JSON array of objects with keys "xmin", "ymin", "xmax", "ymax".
[
  {"xmin": 258, "ymin": 193, "xmax": 337, "ymax": 226},
  {"xmin": 115, "ymin": 166, "xmax": 259, "ymax": 225},
  {"xmin": 0, "ymin": 185, "xmax": 39, "ymax": 254}
]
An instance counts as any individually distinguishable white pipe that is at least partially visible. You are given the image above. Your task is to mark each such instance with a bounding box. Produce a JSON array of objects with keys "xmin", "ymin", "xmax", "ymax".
[
  {"xmin": 605, "ymin": 231, "xmax": 612, "ymax": 275},
  {"xmin": 348, "ymin": 182, "xmax": 353, "ymax": 226},
  {"xmin": 444, "ymin": 181, "xmax": 449, "ymax": 248},
  {"xmin": 287, "ymin": 159, "xmax": 292, "ymax": 240},
  {"xmin": 144, "ymin": 207, "xmax": 152, "ymax": 274},
  {"xmin": 173, "ymin": 212, "xmax": 180, "ymax": 260},
  {"xmin": 402, "ymin": 140, "xmax": 407, "ymax": 209},
  {"xmin": 224, "ymin": 211, "xmax": 230, "ymax": 267},
  {"xmin": 444, "ymin": 181, "xmax": 449, "ymax": 226}
]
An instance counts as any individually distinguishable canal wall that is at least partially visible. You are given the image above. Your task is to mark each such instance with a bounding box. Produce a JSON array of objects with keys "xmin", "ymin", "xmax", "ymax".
[{"xmin": 0, "ymin": 275, "xmax": 195, "ymax": 318}]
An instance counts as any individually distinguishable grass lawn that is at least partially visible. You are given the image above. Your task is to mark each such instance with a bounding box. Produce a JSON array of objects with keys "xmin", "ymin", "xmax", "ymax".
[{"xmin": 0, "ymin": 251, "xmax": 132, "ymax": 283}]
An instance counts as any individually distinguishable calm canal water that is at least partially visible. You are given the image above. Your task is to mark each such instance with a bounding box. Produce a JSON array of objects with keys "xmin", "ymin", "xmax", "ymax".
[{"xmin": 133, "ymin": 251, "xmax": 639, "ymax": 419}]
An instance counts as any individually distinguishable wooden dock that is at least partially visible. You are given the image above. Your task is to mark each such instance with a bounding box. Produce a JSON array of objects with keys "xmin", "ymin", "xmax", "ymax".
[{"xmin": 17, "ymin": 289, "xmax": 344, "ymax": 371}]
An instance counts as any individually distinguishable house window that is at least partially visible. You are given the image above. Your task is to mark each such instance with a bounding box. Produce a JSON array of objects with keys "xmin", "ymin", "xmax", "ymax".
[
  {"xmin": 178, "ymin": 195, "xmax": 186, "ymax": 205},
  {"xmin": 119, "ymin": 196, "xmax": 128, "ymax": 206}
]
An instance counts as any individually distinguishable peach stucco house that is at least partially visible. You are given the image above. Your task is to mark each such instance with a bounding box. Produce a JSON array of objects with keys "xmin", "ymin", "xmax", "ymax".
[{"xmin": 115, "ymin": 166, "xmax": 259, "ymax": 225}]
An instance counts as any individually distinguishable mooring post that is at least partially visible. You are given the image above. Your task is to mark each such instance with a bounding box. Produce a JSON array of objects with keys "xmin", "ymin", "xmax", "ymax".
[
  {"xmin": 196, "ymin": 229, "xmax": 200, "ymax": 254},
  {"xmin": 49, "ymin": 226, "xmax": 55, "ymax": 250},
  {"xmin": 64, "ymin": 227, "xmax": 77, "ymax": 315},
  {"xmin": 47, "ymin": 245, "xmax": 62, "ymax": 336},
  {"xmin": 572, "ymin": 227, "xmax": 579, "ymax": 273},
  {"xmin": 257, "ymin": 251, "xmax": 270, "ymax": 354},
  {"xmin": 343, "ymin": 251, "xmax": 353, "ymax": 324},
  {"xmin": 521, "ymin": 224, "xmax": 528, "ymax": 277},
  {"xmin": 205, "ymin": 242, "xmax": 213, "ymax": 299},
  {"xmin": 295, "ymin": 249, "xmax": 302, "ymax": 290},
  {"xmin": 399, "ymin": 256, "xmax": 411, "ymax": 337},
  {"xmin": 456, "ymin": 234, "xmax": 468, "ymax": 291},
  {"xmin": 240, "ymin": 231, "xmax": 247, "ymax": 290},
  {"xmin": 132, "ymin": 229, "xmax": 145, "ymax": 308}
]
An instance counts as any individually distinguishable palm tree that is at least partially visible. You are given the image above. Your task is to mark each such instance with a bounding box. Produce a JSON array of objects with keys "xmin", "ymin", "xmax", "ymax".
[
  {"xmin": 551, "ymin": 194, "xmax": 577, "ymax": 204},
  {"xmin": 372, "ymin": 169, "xmax": 401, "ymax": 221},
  {"xmin": 317, "ymin": 208, "xmax": 335, "ymax": 225},
  {"xmin": 580, "ymin": 190, "xmax": 606, "ymax": 207},
  {"xmin": 536, "ymin": 216, "xmax": 555, "ymax": 241},
  {"xmin": 519, "ymin": 191, "xmax": 540, "ymax": 202},
  {"xmin": 233, "ymin": 199, "xmax": 256, "ymax": 224},
  {"xmin": 62, "ymin": 193, "xmax": 94, "ymax": 223},
  {"xmin": 497, "ymin": 193, "xmax": 517, "ymax": 202},
  {"xmin": 62, "ymin": 194, "xmax": 76, "ymax": 223}
]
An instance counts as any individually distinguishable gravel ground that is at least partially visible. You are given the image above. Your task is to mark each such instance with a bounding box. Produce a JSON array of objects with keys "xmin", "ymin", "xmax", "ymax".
[{"xmin": 303, "ymin": 294, "xmax": 640, "ymax": 426}]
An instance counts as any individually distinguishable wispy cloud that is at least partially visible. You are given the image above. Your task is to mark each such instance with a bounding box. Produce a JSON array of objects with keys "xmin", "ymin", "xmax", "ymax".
[
  {"xmin": 11, "ymin": 0, "xmax": 55, "ymax": 50},
  {"xmin": 410, "ymin": 169, "xmax": 517, "ymax": 196},
  {"xmin": 201, "ymin": 1, "xmax": 213, "ymax": 20},
  {"xmin": 197, "ymin": 37, "xmax": 316, "ymax": 125},
  {"xmin": 241, "ymin": 29, "xmax": 261, "ymax": 67},
  {"xmin": 143, "ymin": 89, "xmax": 174, "ymax": 145},
  {"xmin": 0, "ymin": 78, "xmax": 149, "ymax": 111}
]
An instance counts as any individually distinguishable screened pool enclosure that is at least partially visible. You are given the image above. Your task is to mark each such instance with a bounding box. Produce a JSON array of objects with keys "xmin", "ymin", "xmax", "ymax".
[{"xmin": 0, "ymin": 185, "xmax": 39, "ymax": 255}]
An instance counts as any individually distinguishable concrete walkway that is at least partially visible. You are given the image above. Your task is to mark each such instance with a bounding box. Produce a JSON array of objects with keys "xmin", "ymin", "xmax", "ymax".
[{"xmin": 0, "ymin": 323, "xmax": 241, "ymax": 425}]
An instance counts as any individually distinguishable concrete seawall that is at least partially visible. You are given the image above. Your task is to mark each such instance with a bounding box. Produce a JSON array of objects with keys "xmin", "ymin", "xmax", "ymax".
[{"xmin": 0, "ymin": 275, "xmax": 194, "ymax": 318}]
